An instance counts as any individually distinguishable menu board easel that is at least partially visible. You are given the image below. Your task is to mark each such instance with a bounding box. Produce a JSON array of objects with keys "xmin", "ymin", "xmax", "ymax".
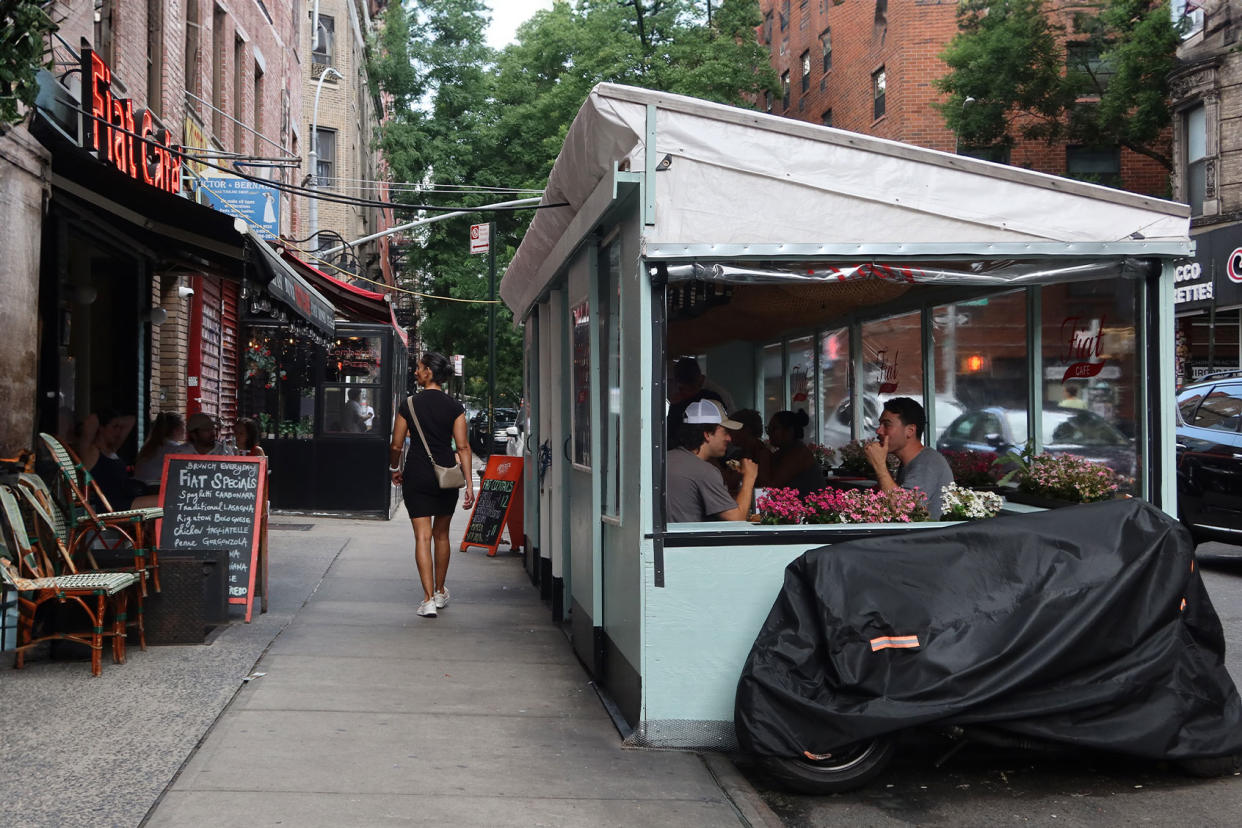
[
  {"xmin": 156, "ymin": 454, "xmax": 267, "ymax": 622},
  {"xmin": 460, "ymin": 456, "xmax": 524, "ymax": 556}
]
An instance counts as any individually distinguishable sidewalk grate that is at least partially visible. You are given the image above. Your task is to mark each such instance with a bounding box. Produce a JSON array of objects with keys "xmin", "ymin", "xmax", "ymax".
[{"xmin": 268, "ymin": 523, "xmax": 314, "ymax": 531}]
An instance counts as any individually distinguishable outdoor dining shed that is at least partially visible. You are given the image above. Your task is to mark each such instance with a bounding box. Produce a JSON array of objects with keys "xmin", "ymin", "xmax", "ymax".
[{"xmin": 500, "ymin": 84, "xmax": 1192, "ymax": 750}]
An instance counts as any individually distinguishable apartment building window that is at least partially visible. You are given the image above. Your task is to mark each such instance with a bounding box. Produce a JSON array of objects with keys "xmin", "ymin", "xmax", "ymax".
[
  {"xmin": 822, "ymin": 109, "xmax": 832, "ymax": 128},
  {"xmin": 763, "ymin": 11, "xmax": 773, "ymax": 44},
  {"xmin": 872, "ymin": 67, "xmax": 886, "ymax": 120},
  {"xmin": 781, "ymin": 71, "xmax": 791, "ymax": 110},
  {"xmin": 1172, "ymin": 0, "xmax": 1204, "ymax": 39},
  {"xmin": 146, "ymin": 0, "xmax": 163, "ymax": 115},
  {"xmin": 763, "ymin": 90, "xmax": 772, "ymax": 113},
  {"xmin": 233, "ymin": 37, "xmax": 245, "ymax": 152},
  {"xmin": 316, "ymin": 128, "xmax": 336, "ymax": 188},
  {"xmin": 820, "ymin": 28, "xmax": 832, "ymax": 72},
  {"xmin": 1185, "ymin": 103, "xmax": 1207, "ymax": 215},
  {"xmin": 94, "ymin": 0, "xmax": 114, "ymax": 64},
  {"xmin": 253, "ymin": 62, "xmax": 264, "ymax": 149},
  {"xmin": 314, "ymin": 15, "xmax": 334, "ymax": 64},
  {"xmin": 212, "ymin": 8, "xmax": 226, "ymax": 136},
  {"xmin": 1067, "ymin": 42, "xmax": 1113, "ymax": 97},
  {"xmin": 1066, "ymin": 145, "xmax": 1122, "ymax": 188},
  {"xmin": 780, "ymin": 0, "xmax": 790, "ymax": 31},
  {"xmin": 875, "ymin": 0, "xmax": 888, "ymax": 27},
  {"xmin": 800, "ymin": 51, "xmax": 811, "ymax": 93},
  {"xmin": 185, "ymin": 0, "xmax": 200, "ymax": 109}
]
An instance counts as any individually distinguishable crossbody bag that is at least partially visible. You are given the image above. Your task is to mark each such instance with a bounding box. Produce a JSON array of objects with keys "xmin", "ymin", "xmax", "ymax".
[{"xmin": 407, "ymin": 395, "xmax": 466, "ymax": 489}]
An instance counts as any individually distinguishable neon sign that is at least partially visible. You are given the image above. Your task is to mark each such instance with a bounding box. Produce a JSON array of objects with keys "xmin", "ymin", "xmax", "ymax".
[{"xmin": 80, "ymin": 44, "xmax": 182, "ymax": 195}]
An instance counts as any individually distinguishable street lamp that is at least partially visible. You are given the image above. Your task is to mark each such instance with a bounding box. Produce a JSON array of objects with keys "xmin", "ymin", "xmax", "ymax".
[
  {"xmin": 308, "ymin": 65, "xmax": 342, "ymax": 249},
  {"xmin": 954, "ymin": 96, "xmax": 977, "ymax": 155}
]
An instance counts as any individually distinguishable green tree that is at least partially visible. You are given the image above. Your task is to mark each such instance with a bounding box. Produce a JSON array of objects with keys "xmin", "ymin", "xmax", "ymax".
[
  {"xmin": 0, "ymin": 0, "xmax": 57, "ymax": 130},
  {"xmin": 935, "ymin": 0, "xmax": 1182, "ymax": 172},
  {"xmin": 371, "ymin": 1, "xmax": 775, "ymax": 402}
]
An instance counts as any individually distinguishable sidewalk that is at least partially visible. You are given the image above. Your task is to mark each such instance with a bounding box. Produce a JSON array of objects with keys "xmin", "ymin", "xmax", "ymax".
[{"xmin": 135, "ymin": 504, "xmax": 765, "ymax": 827}]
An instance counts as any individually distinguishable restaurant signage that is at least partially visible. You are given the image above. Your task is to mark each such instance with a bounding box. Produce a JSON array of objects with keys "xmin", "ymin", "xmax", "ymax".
[{"xmin": 80, "ymin": 43, "xmax": 182, "ymax": 195}]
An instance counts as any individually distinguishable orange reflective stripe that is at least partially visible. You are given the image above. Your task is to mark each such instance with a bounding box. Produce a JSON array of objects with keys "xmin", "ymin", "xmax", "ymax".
[
  {"xmin": 870, "ymin": 634, "xmax": 920, "ymax": 651},
  {"xmin": 1180, "ymin": 597, "xmax": 1187, "ymax": 612}
]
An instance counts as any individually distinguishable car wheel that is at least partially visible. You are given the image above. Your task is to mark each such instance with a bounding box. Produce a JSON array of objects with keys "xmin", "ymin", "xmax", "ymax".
[{"xmin": 757, "ymin": 737, "xmax": 896, "ymax": 794}]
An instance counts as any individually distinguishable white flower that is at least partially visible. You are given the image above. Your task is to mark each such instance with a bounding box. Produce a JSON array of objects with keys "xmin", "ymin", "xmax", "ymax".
[{"xmin": 939, "ymin": 483, "xmax": 1003, "ymax": 520}]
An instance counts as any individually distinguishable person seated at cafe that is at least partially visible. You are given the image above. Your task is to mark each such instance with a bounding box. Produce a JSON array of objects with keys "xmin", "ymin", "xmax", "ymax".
[
  {"xmin": 78, "ymin": 408, "xmax": 139, "ymax": 510},
  {"xmin": 234, "ymin": 417, "xmax": 266, "ymax": 457},
  {"xmin": 343, "ymin": 388, "xmax": 369, "ymax": 433},
  {"xmin": 766, "ymin": 409, "xmax": 825, "ymax": 496},
  {"xmin": 666, "ymin": 357, "xmax": 730, "ymax": 440},
  {"xmin": 863, "ymin": 396, "xmax": 954, "ymax": 519},
  {"xmin": 184, "ymin": 412, "xmax": 231, "ymax": 455},
  {"xmin": 667, "ymin": 399, "xmax": 757, "ymax": 522},
  {"xmin": 717, "ymin": 408, "xmax": 772, "ymax": 494},
  {"xmin": 133, "ymin": 412, "xmax": 186, "ymax": 490}
]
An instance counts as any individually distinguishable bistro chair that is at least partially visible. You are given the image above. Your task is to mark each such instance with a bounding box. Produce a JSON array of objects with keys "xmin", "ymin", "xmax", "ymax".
[
  {"xmin": 14, "ymin": 478, "xmax": 146, "ymax": 651},
  {"xmin": 0, "ymin": 485, "xmax": 140, "ymax": 676},
  {"xmin": 37, "ymin": 433, "xmax": 163, "ymax": 593}
]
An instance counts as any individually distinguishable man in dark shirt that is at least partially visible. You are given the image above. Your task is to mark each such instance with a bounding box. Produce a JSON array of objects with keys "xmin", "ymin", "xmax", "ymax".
[{"xmin": 864, "ymin": 396, "xmax": 954, "ymax": 519}]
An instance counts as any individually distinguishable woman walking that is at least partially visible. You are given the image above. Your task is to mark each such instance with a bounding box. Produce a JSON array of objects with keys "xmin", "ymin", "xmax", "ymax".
[{"xmin": 390, "ymin": 352, "xmax": 475, "ymax": 617}]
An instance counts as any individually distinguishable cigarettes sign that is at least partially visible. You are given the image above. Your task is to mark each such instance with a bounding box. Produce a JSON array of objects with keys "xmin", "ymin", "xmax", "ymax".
[{"xmin": 470, "ymin": 223, "xmax": 490, "ymax": 255}]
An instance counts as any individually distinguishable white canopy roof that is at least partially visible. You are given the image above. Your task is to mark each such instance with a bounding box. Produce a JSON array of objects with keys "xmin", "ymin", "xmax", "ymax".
[{"xmin": 501, "ymin": 84, "xmax": 1190, "ymax": 318}]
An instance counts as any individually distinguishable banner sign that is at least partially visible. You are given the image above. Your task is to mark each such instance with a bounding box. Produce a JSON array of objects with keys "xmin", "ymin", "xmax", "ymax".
[{"xmin": 198, "ymin": 174, "xmax": 281, "ymax": 239}]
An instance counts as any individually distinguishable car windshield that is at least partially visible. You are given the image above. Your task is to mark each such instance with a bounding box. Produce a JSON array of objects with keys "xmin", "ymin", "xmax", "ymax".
[{"xmin": 1003, "ymin": 410, "xmax": 1127, "ymax": 447}]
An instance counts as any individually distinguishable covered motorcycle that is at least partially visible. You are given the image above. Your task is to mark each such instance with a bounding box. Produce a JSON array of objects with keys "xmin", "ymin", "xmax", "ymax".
[{"xmin": 735, "ymin": 499, "xmax": 1242, "ymax": 792}]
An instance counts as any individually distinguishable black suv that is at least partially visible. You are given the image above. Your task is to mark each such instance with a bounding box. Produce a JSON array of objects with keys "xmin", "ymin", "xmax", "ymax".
[
  {"xmin": 469, "ymin": 407, "xmax": 518, "ymax": 456},
  {"xmin": 1176, "ymin": 372, "xmax": 1242, "ymax": 544}
]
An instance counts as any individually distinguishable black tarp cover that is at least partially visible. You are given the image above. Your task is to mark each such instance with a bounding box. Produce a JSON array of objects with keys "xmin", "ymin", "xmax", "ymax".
[{"xmin": 735, "ymin": 500, "xmax": 1242, "ymax": 760}]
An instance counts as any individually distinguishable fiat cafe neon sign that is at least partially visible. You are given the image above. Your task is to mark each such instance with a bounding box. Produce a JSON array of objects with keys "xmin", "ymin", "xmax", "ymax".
[{"xmin": 80, "ymin": 43, "xmax": 182, "ymax": 195}]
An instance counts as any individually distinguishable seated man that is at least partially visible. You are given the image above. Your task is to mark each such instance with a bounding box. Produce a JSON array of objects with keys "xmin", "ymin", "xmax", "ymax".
[
  {"xmin": 864, "ymin": 396, "xmax": 954, "ymax": 519},
  {"xmin": 666, "ymin": 357, "xmax": 730, "ymax": 441},
  {"xmin": 667, "ymin": 399, "xmax": 758, "ymax": 522},
  {"xmin": 184, "ymin": 412, "xmax": 231, "ymax": 455}
]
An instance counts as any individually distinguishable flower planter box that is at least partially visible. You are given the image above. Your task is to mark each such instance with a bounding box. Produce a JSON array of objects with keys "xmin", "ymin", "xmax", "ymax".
[{"xmin": 1004, "ymin": 490, "xmax": 1086, "ymax": 510}]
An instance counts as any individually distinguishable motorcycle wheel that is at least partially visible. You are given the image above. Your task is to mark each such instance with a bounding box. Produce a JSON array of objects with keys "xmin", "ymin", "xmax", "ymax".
[{"xmin": 759, "ymin": 736, "xmax": 896, "ymax": 794}]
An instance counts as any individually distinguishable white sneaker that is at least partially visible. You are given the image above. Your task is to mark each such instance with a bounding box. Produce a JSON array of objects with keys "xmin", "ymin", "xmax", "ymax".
[
  {"xmin": 433, "ymin": 587, "xmax": 450, "ymax": 609},
  {"xmin": 417, "ymin": 598, "xmax": 437, "ymax": 617}
]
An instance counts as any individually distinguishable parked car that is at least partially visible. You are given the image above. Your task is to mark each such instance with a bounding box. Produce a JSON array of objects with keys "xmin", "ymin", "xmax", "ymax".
[
  {"xmin": 469, "ymin": 407, "xmax": 518, "ymax": 456},
  {"xmin": 1176, "ymin": 373, "xmax": 1242, "ymax": 545},
  {"xmin": 935, "ymin": 406, "xmax": 1137, "ymax": 480},
  {"xmin": 822, "ymin": 394, "xmax": 966, "ymax": 449}
]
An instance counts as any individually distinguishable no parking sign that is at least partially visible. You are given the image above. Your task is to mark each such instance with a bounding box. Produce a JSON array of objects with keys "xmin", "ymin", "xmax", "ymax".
[{"xmin": 1228, "ymin": 248, "xmax": 1242, "ymax": 283}]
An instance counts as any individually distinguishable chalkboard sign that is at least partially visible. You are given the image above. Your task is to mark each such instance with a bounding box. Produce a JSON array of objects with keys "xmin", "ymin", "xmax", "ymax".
[
  {"xmin": 157, "ymin": 454, "xmax": 267, "ymax": 622},
  {"xmin": 461, "ymin": 456, "xmax": 523, "ymax": 556}
]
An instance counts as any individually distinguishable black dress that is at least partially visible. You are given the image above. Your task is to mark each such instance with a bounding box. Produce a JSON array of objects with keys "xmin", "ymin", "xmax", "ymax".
[{"xmin": 400, "ymin": 389, "xmax": 465, "ymax": 518}]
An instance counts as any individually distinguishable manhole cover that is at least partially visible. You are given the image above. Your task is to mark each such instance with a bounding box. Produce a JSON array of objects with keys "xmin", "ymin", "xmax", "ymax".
[{"xmin": 269, "ymin": 523, "xmax": 314, "ymax": 531}]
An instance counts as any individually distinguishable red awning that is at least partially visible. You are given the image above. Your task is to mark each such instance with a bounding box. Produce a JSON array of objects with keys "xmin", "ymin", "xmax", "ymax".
[{"xmin": 276, "ymin": 248, "xmax": 394, "ymax": 326}]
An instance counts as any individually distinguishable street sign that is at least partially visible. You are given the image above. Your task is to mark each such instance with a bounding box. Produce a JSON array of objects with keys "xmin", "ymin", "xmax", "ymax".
[
  {"xmin": 470, "ymin": 222, "xmax": 490, "ymax": 255},
  {"xmin": 452, "ymin": 354, "xmax": 464, "ymax": 376},
  {"xmin": 198, "ymin": 173, "xmax": 281, "ymax": 239}
]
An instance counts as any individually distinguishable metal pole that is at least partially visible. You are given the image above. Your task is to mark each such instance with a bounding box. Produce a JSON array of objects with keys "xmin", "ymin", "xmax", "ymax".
[
  {"xmin": 488, "ymin": 221, "xmax": 497, "ymax": 449},
  {"xmin": 308, "ymin": 66, "xmax": 341, "ymax": 248},
  {"xmin": 316, "ymin": 196, "xmax": 541, "ymax": 258}
]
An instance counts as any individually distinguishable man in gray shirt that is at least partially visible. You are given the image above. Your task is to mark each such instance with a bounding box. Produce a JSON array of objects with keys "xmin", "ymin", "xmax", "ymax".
[
  {"xmin": 864, "ymin": 396, "xmax": 954, "ymax": 519},
  {"xmin": 667, "ymin": 399, "xmax": 758, "ymax": 523}
]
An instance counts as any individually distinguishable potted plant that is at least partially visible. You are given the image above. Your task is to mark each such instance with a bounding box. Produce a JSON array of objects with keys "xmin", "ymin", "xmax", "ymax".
[
  {"xmin": 941, "ymin": 449, "xmax": 1000, "ymax": 488},
  {"xmin": 833, "ymin": 440, "xmax": 900, "ymax": 479},
  {"xmin": 998, "ymin": 443, "xmax": 1120, "ymax": 507},
  {"xmin": 939, "ymin": 483, "xmax": 1004, "ymax": 520},
  {"xmin": 754, "ymin": 487, "xmax": 809, "ymax": 525},
  {"xmin": 834, "ymin": 487, "xmax": 929, "ymax": 524},
  {"xmin": 806, "ymin": 443, "xmax": 838, "ymax": 478}
]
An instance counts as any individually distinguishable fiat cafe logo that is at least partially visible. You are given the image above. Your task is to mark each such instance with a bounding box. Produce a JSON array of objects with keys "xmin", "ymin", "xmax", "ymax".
[{"xmin": 1229, "ymin": 248, "xmax": 1242, "ymax": 283}]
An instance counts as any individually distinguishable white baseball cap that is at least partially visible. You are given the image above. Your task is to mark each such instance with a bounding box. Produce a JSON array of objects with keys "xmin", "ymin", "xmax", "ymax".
[{"xmin": 683, "ymin": 399, "xmax": 742, "ymax": 430}]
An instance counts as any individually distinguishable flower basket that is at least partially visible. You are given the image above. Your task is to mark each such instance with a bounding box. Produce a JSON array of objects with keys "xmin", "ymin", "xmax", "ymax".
[
  {"xmin": 1016, "ymin": 453, "xmax": 1119, "ymax": 504},
  {"xmin": 831, "ymin": 440, "xmax": 900, "ymax": 480},
  {"xmin": 755, "ymin": 488, "xmax": 810, "ymax": 525},
  {"xmin": 939, "ymin": 483, "xmax": 1004, "ymax": 520},
  {"xmin": 941, "ymin": 449, "xmax": 1001, "ymax": 488}
]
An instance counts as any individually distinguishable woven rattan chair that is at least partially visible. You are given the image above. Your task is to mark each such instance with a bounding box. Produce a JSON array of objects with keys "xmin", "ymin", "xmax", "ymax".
[
  {"xmin": 37, "ymin": 433, "xmax": 163, "ymax": 592},
  {"xmin": 14, "ymin": 478, "xmax": 146, "ymax": 650},
  {"xmin": 0, "ymin": 486, "xmax": 140, "ymax": 676}
]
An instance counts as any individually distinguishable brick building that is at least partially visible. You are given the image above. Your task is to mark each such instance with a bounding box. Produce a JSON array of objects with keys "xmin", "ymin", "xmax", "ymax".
[{"xmin": 755, "ymin": 0, "xmax": 1168, "ymax": 197}]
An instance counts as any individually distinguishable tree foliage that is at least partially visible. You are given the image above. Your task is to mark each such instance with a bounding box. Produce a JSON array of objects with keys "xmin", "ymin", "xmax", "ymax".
[
  {"xmin": 372, "ymin": 1, "xmax": 775, "ymax": 402},
  {"xmin": 0, "ymin": 0, "xmax": 57, "ymax": 130},
  {"xmin": 935, "ymin": 0, "xmax": 1182, "ymax": 171}
]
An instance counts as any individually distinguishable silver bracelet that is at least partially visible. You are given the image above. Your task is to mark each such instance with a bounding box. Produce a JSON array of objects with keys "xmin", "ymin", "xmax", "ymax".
[{"xmin": 388, "ymin": 465, "xmax": 401, "ymax": 473}]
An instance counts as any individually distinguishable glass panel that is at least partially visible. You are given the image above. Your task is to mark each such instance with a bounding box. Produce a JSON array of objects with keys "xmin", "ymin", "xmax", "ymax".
[
  {"xmin": 1187, "ymin": 104, "xmax": 1206, "ymax": 162},
  {"xmin": 860, "ymin": 310, "xmax": 924, "ymax": 440},
  {"xmin": 819, "ymin": 327, "xmax": 850, "ymax": 447},
  {"xmin": 1041, "ymin": 280, "xmax": 1139, "ymax": 489},
  {"xmin": 762, "ymin": 342, "xmax": 784, "ymax": 423},
  {"xmin": 571, "ymin": 298, "xmax": 591, "ymax": 467},
  {"xmin": 600, "ymin": 243, "xmax": 622, "ymax": 516},
  {"xmin": 1193, "ymin": 387, "xmax": 1242, "ymax": 432},
  {"xmin": 787, "ymin": 335, "xmax": 816, "ymax": 434},
  {"xmin": 240, "ymin": 329, "xmax": 319, "ymax": 440},
  {"xmin": 931, "ymin": 291, "xmax": 1028, "ymax": 455},
  {"xmin": 323, "ymin": 384, "xmax": 379, "ymax": 433},
  {"xmin": 326, "ymin": 335, "xmax": 382, "ymax": 382},
  {"xmin": 1178, "ymin": 387, "xmax": 1206, "ymax": 423}
]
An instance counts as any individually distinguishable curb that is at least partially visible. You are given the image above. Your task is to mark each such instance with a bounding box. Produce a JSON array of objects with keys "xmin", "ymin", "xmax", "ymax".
[{"xmin": 703, "ymin": 752, "xmax": 785, "ymax": 828}]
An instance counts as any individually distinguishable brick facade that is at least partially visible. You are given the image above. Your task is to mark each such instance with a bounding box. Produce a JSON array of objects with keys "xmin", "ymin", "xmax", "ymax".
[{"xmin": 757, "ymin": 0, "xmax": 1170, "ymax": 198}]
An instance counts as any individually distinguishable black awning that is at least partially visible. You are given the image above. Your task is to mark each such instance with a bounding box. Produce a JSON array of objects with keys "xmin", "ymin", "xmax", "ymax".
[{"xmin": 245, "ymin": 233, "xmax": 337, "ymax": 336}]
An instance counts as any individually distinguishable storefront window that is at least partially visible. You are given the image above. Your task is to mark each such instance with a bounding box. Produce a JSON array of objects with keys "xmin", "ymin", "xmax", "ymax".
[
  {"xmin": 323, "ymin": 335, "xmax": 383, "ymax": 434},
  {"xmin": 762, "ymin": 342, "xmax": 784, "ymax": 422},
  {"xmin": 1041, "ymin": 280, "xmax": 1139, "ymax": 491},
  {"xmin": 571, "ymin": 297, "xmax": 591, "ymax": 467},
  {"xmin": 932, "ymin": 291, "xmax": 1029, "ymax": 446},
  {"xmin": 787, "ymin": 336, "xmax": 816, "ymax": 434},
  {"xmin": 819, "ymin": 327, "xmax": 851, "ymax": 447},
  {"xmin": 860, "ymin": 310, "xmax": 924, "ymax": 437},
  {"xmin": 242, "ymin": 329, "xmax": 319, "ymax": 439},
  {"xmin": 600, "ymin": 243, "xmax": 622, "ymax": 516}
]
